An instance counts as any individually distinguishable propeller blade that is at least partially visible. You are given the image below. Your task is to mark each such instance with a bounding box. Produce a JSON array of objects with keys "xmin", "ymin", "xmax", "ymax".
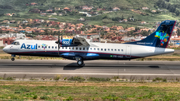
[
  {"xmin": 61, "ymin": 35, "xmax": 63, "ymax": 40},
  {"xmin": 73, "ymin": 30, "xmax": 75, "ymax": 35},
  {"xmin": 58, "ymin": 34, "xmax": 60, "ymax": 55}
]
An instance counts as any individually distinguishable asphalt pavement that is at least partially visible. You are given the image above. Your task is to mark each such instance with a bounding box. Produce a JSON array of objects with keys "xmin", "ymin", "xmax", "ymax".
[{"xmin": 0, "ymin": 60, "xmax": 180, "ymax": 79}]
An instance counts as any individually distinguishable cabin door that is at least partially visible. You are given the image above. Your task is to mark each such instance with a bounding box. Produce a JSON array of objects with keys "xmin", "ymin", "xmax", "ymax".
[{"xmin": 126, "ymin": 46, "xmax": 131, "ymax": 58}]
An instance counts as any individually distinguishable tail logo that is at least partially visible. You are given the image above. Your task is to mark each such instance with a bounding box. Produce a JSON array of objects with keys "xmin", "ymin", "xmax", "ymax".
[{"xmin": 155, "ymin": 31, "xmax": 169, "ymax": 46}]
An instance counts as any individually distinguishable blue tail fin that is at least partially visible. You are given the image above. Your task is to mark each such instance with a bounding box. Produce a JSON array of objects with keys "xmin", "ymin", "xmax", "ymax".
[{"xmin": 125, "ymin": 20, "xmax": 176, "ymax": 48}]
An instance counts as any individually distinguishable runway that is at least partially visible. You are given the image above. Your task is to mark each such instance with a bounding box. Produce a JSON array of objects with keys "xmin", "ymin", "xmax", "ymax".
[{"xmin": 0, "ymin": 60, "xmax": 180, "ymax": 79}]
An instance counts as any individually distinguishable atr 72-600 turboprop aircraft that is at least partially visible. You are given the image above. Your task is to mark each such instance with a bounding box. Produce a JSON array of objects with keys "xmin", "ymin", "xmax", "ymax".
[{"xmin": 3, "ymin": 20, "xmax": 176, "ymax": 66}]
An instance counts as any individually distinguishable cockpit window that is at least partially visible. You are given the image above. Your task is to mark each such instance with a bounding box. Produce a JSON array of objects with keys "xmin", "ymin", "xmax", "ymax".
[{"xmin": 11, "ymin": 41, "xmax": 20, "ymax": 45}]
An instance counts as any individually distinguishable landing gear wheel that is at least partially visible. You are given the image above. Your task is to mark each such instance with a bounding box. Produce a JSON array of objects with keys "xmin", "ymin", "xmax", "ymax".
[
  {"xmin": 75, "ymin": 56, "xmax": 85, "ymax": 67},
  {"xmin": 11, "ymin": 58, "xmax": 15, "ymax": 61},
  {"xmin": 77, "ymin": 60, "xmax": 84, "ymax": 67}
]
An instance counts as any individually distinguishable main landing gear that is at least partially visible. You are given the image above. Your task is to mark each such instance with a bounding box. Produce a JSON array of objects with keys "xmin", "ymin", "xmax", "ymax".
[
  {"xmin": 11, "ymin": 54, "xmax": 15, "ymax": 61},
  {"xmin": 76, "ymin": 57, "xmax": 85, "ymax": 67}
]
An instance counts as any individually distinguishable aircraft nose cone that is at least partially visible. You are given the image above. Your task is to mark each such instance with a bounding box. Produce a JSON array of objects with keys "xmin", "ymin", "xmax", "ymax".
[{"xmin": 3, "ymin": 47, "xmax": 8, "ymax": 53}]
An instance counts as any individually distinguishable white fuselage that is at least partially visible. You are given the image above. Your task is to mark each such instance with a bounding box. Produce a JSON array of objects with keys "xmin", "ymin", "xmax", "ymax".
[{"xmin": 3, "ymin": 40, "xmax": 174, "ymax": 60}]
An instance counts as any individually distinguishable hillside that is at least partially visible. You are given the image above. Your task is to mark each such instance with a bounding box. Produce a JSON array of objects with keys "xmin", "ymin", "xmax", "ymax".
[
  {"xmin": 0, "ymin": 0, "xmax": 179, "ymax": 28},
  {"xmin": 0, "ymin": 0, "xmax": 158, "ymax": 11}
]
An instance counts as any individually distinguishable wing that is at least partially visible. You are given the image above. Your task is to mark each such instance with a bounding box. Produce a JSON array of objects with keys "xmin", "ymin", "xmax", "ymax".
[{"xmin": 73, "ymin": 35, "xmax": 90, "ymax": 46}]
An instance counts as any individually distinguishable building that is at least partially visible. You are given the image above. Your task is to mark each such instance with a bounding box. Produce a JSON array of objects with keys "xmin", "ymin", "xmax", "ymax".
[
  {"xmin": 31, "ymin": 2, "xmax": 37, "ymax": 6},
  {"xmin": 80, "ymin": 33, "xmax": 99, "ymax": 39},
  {"xmin": 41, "ymin": 35, "xmax": 57, "ymax": 40},
  {"xmin": 142, "ymin": 7, "xmax": 149, "ymax": 10},
  {"xmin": 54, "ymin": 7, "xmax": 61, "ymax": 11},
  {"xmin": 79, "ymin": 18, "xmax": 85, "ymax": 21},
  {"xmin": 64, "ymin": 7, "xmax": 70, "ymax": 11},
  {"xmin": 82, "ymin": 6, "xmax": 93, "ymax": 11},
  {"xmin": 3, "ymin": 37, "xmax": 15, "ymax": 46},
  {"xmin": 0, "ymin": 33, "xmax": 26, "ymax": 39},
  {"xmin": 113, "ymin": 7, "xmax": 120, "ymax": 11},
  {"xmin": 0, "ymin": 39, "xmax": 3, "ymax": 46},
  {"xmin": 151, "ymin": 10, "xmax": 157, "ymax": 13},
  {"xmin": 141, "ymin": 21, "xmax": 146, "ymax": 24}
]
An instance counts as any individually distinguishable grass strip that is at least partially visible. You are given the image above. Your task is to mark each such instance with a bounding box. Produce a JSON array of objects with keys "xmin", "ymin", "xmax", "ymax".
[{"xmin": 0, "ymin": 81, "xmax": 180, "ymax": 100}]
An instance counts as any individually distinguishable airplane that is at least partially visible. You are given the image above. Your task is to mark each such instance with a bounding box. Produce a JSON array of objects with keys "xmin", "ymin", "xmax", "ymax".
[{"xmin": 3, "ymin": 20, "xmax": 176, "ymax": 66}]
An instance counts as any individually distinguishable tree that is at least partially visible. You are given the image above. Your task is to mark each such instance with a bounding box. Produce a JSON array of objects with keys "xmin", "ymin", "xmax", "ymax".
[
  {"xmin": 135, "ymin": 27, "xmax": 140, "ymax": 32},
  {"xmin": 44, "ymin": 29, "xmax": 48, "ymax": 35},
  {"xmin": 121, "ymin": 15, "xmax": 124, "ymax": 20},
  {"xmin": 177, "ymin": 29, "xmax": 180, "ymax": 36},
  {"xmin": 176, "ymin": 10, "xmax": 180, "ymax": 16}
]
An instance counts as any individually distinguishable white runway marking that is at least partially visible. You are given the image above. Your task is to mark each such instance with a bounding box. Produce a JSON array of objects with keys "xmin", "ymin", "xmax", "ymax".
[{"xmin": 0, "ymin": 72, "xmax": 180, "ymax": 76}]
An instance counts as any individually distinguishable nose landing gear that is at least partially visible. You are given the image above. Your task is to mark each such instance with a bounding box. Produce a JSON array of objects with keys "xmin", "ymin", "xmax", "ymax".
[
  {"xmin": 11, "ymin": 58, "xmax": 15, "ymax": 61},
  {"xmin": 75, "ymin": 57, "xmax": 85, "ymax": 67},
  {"xmin": 11, "ymin": 54, "xmax": 15, "ymax": 61}
]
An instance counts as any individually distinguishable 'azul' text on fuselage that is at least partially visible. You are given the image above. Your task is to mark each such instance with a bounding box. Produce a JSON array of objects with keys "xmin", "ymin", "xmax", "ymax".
[{"xmin": 21, "ymin": 43, "xmax": 37, "ymax": 49}]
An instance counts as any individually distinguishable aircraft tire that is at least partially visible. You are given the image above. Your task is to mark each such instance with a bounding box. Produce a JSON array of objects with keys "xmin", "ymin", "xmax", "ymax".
[
  {"xmin": 11, "ymin": 58, "xmax": 15, "ymax": 61},
  {"xmin": 77, "ymin": 60, "xmax": 84, "ymax": 67}
]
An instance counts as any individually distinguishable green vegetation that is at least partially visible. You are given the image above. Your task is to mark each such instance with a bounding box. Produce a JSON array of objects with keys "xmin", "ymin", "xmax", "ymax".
[
  {"xmin": 0, "ymin": 0, "xmax": 179, "ymax": 28},
  {"xmin": 153, "ymin": 77, "xmax": 167, "ymax": 82},
  {"xmin": 53, "ymin": 75, "xmax": 61, "ymax": 81},
  {"xmin": 0, "ymin": 55, "xmax": 64, "ymax": 60},
  {"xmin": 5, "ymin": 77, "xmax": 15, "ymax": 80},
  {"xmin": 0, "ymin": 81, "xmax": 180, "ymax": 100},
  {"xmin": 88, "ymin": 77, "xmax": 110, "ymax": 81},
  {"xmin": 68, "ymin": 76, "xmax": 85, "ymax": 82}
]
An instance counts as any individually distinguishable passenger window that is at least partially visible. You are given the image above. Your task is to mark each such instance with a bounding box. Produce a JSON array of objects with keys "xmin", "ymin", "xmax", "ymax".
[
  {"xmin": 52, "ymin": 46, "xmax": 54, "ymax": 49},
  {"xmin": 65, "ymin": 47, "xmax": 67, "ymax": 49},
  {"xmin": 101, "ymin": 48, "xmax": 103, "ymax": 51},
  {"xmin": 76, "ymin": 47, "xmax": 78, "ymax": 50},
  {"xmin": 42, "ymin": 46, "xmax": 44, "ymax": 48},
  {"xmin": 111, "ymin": 49, "xmax": 113, "ymax": 51},
  {"xmin": 97, "ymin": 48, "xmax": 99, "ymax": 50},
  {"xmin": 118, "ymin": 49, "xmax": 120, "ymax": 51},
  {"xmin": 121, "ymin": 49, "xmax": 123, "ymax": 51},
  {"xmin": 90, "ymin": 48, "xmax": 92, "ymax": 50},
  {"xmin": 55, "ymin": 46, "xmax": 57, "ymax": 49},
  {"xmin": 108, "ymin": 49, "xmax": 110, "ymax": 51},
  {"xmin": 115, "ymin": 49, "xmax": 116, "ymax": 51},
  {"xmin": 87, "ymin": 48, "xmax": 89, "ymax": 50},
  {"xmin": 62, "ymin": 47, "xmax": 64, "ymax": 49},
  {"xmin": 45, "ymin": 46, "xmax": 47, "ymax": 48},
  {"xmin": 104, "ymin": 49, "xmax": 106, "ymax": 51},
  {"xmin": 83, "ymin": 48, "xmax": 85, "ymax": 50},
  {"xmin": 38, "ymin": 46, "xmax": 40, "ymax": 48},
  {"xmin": 94, "ymin": 48, "xmax": 96, "ymax": 50},
  {"xmin": 79, "ymin": 47, "xmax": 82, "ymax": 50},
  {"xmin": 72, "ymin": 47, "xmax": 74, "ymax": 50},
  {"xmin": 48, "ymin": 46, "xmax": 50, "ymax": 48}
]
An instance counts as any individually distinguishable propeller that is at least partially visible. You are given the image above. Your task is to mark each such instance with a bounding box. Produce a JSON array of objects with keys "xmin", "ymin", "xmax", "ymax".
[
  {"xmin": 58, "ymin": 34, "xmax": 60, "ymax": 55},
  {"xmin": 55, "ymin": 31, "xmax": 62, "ymax": 55}
]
